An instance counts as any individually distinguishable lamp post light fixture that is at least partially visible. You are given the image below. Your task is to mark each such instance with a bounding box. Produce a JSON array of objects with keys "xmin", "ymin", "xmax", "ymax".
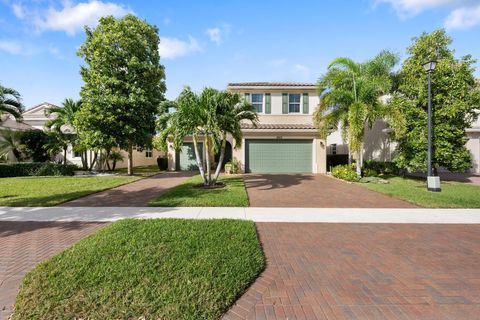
[{"xmin": 423, "ymin": 59, "xmax": 441, "ymax": 192}]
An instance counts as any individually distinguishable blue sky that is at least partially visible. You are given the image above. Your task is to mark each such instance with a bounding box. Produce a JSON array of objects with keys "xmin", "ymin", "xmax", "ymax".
[{"xmin": 1, "ymin": 0, "xmax": 480, "ymax": 108}]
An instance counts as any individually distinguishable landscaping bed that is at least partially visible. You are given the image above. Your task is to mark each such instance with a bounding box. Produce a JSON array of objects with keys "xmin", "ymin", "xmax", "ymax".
[
  {"xmin": 0, "ymin": 175, "xmax": 141, "ymax": 206},
  {"xmin": 149, "ymin": 175, "xmax": 249, "ymax": 207},
  {"xmin": 13, "ymin": 219, "xmax": 264, "ymax": 320},
  {"xmin": 359, "ymin": 176, "xmax": 480, "ymax": 208}
]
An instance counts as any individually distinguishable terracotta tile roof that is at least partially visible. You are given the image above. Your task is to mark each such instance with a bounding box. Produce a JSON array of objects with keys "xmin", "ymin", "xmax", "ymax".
[
  {"xmin": 228, "ymin": 82, "xmax": 316, "ymax": 87},
  {"xmin": 241, "ymin": 123, "xmax": 317, "ymax": 130}
]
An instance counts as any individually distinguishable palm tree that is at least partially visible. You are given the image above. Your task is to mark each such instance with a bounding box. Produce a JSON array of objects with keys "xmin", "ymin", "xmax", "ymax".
[
  {"xmin": 0, "ymin": 128, "xmax": 23, "ymax": 161},
  {"xmin": 44, "ymin": 98, "xmax": 82, "ymax": 165},
  {"xmin": 156, "ymin": 87, "xmax": 257, "ymax": 186},
  {"xmin": 314, "ymin": 50, "xmax": 399, "ymax": 175},
  {"xmin": 45, "ymin": 98, "xmax": 81, "ymax": 132},
  {"xmin": 0, "ymin": 84, "xmax": 24, "ymax": 122},
  {"xmin": 212, "ymin": 91, "xmax": 257, "ymax": 183}
]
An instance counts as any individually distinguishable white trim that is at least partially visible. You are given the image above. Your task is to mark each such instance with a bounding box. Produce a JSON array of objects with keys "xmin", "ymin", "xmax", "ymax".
[
  {"xmin": 242, "ymin": 129, "xmax": 317, "ymax": 133},
  {"xmin": 288, "ymin": 93, "xmax": 301, "ymax": 114},
  {"xmin": 250, "ymin": 93, "xmax": 264, "ymax": 114}
]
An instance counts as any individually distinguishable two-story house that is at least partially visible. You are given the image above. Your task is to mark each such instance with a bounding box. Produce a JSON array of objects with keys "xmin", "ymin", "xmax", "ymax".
[{"xmin": 167, "ymin": 82, "xmax": 327, "ymax": 173}]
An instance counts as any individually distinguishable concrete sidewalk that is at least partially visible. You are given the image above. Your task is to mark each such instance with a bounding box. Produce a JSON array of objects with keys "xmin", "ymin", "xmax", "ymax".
[{"xmin": 1, "ymin": 206, "xmax": 480, "ymax": 223}]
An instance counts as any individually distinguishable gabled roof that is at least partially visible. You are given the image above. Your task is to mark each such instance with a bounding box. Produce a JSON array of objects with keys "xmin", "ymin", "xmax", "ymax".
[
  {"xmin": 0, "ymin": 115, "xmax": 36, "ymax": 131},
  {"xmin": 23, "ymin": 102, "xmax": 59, "ymax": 116},
  {"xmin": 228, "ymin": 82, "xmax": 316, "ymax": 89}
]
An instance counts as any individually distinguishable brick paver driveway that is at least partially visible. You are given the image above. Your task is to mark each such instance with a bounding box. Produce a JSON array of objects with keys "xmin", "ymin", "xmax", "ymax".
[
  {"xmin": 60, "ymin": 171, "xmax": 194, "ymax": 207},
  {"xmin": 0, "ymin": 221, "xmax": 106, "ymax": 319},
  {"xmin": 224, "ymin": 223, "xmax": 480, "ymax": 319},
  {"xmin": 245, "ymin": 174, "xmax": 415, "ymax": 208}
]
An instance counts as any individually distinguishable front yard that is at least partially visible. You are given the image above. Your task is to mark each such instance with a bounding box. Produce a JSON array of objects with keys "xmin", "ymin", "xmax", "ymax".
[
  {"xmin": 0, "ymin": 175, "xmax": 141, "ymax": 206},
  {"xmin": 149, "ymin": 175, "xmax": 249, "ymax": 207},
  {"xmin": 359, "ymin": 176, "xmax": 480, "ymax": 208},
  {"xmin": 13, "ymin": 219, "xmax": 264, "ymax": 320}
]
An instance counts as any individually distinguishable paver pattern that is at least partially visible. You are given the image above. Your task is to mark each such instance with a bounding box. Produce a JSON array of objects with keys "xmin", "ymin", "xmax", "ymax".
[
  {"xmin": 223, "ymin": 223, "xmax": 480, "ymax": 319},
  {"xmin": 245, "ymin": 174, "xmax": 416, "ymax": 208},
  {"xmin": 0, "ymin": 221, "xmax": 106, "ymax": 320},
  {"xmin": 60, "ymin": 171, "xmax": 194, "ymax": 207}
]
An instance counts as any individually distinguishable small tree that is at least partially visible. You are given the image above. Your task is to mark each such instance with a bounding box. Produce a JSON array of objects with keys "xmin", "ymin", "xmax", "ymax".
[
  {"xmin": 76, "ymin": 14, "xmax": 166, "ymax": 175},
  {"xmin": 19, "ymin": 129, "xmax": 50, "ymax": 162},
  {"xmin": 390, "ymin": 29, "xmax": 480, "ymax": 172},
  {"xmin": 45, "ymin": 98, "xmax": 81, "ymax": 165},
  {"xmin": 0, "ymin": 84, "xmax": 24, "ymax": 122}
]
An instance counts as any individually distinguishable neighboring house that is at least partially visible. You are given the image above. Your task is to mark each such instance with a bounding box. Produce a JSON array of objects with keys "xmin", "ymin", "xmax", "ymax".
[
  {"xmin": 4, "ymin": 102, "xmax": 163, "ymax": 168},
  {"xmin": 167, "ymin": 82, "xmax": 327, "ymax": 174},
  {"xmin": 326, "ymin": 111, "xmax": 480, "ymax": 174}
]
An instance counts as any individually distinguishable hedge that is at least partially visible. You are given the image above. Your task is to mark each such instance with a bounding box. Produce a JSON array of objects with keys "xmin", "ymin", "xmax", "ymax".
[
  {"xmin": 0, "ymin": 163, "xmax": 78, "ymax": 178},
  {"xmin": 362, "ymin": 160, "xmax": 399, "ymax": 177}
]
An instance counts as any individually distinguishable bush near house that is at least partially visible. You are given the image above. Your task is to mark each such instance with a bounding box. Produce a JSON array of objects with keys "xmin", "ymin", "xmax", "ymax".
[
  {"xmin": 0, "ymin": 162, "xmax": 77, "ymax": 177},
  {"xmin": 362, "ymin": 160, "xmax": 399, "ymax": 177},
  {"xmin": 331, "ymin": 164, "xmax": 358, "ymax": 182},
  {"xmin": 13, "ymin": 219, "xmax": 265, "ymax": 320}
]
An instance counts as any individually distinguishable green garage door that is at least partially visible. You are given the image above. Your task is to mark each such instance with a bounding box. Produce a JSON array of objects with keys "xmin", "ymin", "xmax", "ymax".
[
  {"xmin": 176, "ymin": 142, "xmax": 203, "ymax": 171},
  {"xmin": 246, "ymin": 139, "xmax": 312, "ymax": 173}
]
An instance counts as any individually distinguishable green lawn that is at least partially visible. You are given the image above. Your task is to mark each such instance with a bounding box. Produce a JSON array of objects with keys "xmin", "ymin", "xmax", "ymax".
[
  {"xmin": 114, "ymin": 165, "xmax": 162, "ymax": 177},
  {"xmin": 150, "ymin": 175, "xmax": 249, "ymax": 207},
  {"xmin": 359, "ymin": 176, "xmax": 480, "ymax": 208},
  {"xmin": 13, "ymin": 219, "xmax": 264, "ymax": 320},
  {"xmin": 0, "ymin": 175, "xmax": 141, "ymax": 206}
]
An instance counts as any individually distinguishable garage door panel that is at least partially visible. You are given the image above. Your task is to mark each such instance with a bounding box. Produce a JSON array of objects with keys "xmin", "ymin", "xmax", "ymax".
[
  {"xmin": 246, "ymin": 139, "xmax": 312, "ymax": 173},
  {"xmin": 176, "ymin": 143, "xmax": 203, "ymax": 171}
]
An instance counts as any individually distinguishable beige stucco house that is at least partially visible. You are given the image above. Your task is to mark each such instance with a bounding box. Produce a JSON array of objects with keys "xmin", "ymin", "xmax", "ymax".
[
  {"xmin": 4, "ymin": 102, "xmax": 162, "ymax": 168},
  {"xmin": 167, "ymin": 82, "xmax": 327, "ymax": 174}
]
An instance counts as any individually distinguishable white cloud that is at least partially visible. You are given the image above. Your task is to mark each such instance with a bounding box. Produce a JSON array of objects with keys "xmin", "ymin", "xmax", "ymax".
[
  {"xmin": 445, "ymin": 4, "xmax": 480, "ymax": 29},
  {"xmin": 158, "ymin": 36, "xmax": 202, "ymax": 59},
  {"xmin": 374, "ymin": 0, "xmax": 474, "ymax": 16},
  {"xmin": 0, "ymin": 40, "xmax": 22, "ymax": 55},
  {"xmin": 206, "ymin": 27, "xmax": 221, "ymax": 45},
  {"xmin": 268, "ymin": 58, "xmax": 287, "ymax": 67},
  {"xmin": 206, "ymin": 24, "xmax": 232, "ymax": 46},
  {"xmin": 374, "ymin": 0, "xmax": 480, "ymax": 29},
  {"xmin": 293, "ymin": 64, "xmax": 310, "ymax": 78},
  {"xmin": 35, "ymin": 1, "xmax": 131, "ymax": 36},
  {"xmin": 12, "ymin": 3, "xmax": 25, "ymax": 19}
]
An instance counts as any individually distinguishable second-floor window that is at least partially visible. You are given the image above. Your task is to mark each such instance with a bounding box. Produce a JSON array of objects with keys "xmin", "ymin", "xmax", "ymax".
[
  {"xmin": 251, "ymin": 93, "xmax": 263, "ymax": 113},
  {"xmin": 289, "ymin": 94, "xmax": 301, "ymax": 113}
]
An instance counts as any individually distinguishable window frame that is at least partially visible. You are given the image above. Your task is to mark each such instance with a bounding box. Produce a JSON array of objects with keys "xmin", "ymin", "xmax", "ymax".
[
  {"xmin": 250, "ymin": 93, "xmax": 264, "ymax": 113},
  {"xmin": 288, "ymin": 93, "xmax": 301, "ymax": 113}
]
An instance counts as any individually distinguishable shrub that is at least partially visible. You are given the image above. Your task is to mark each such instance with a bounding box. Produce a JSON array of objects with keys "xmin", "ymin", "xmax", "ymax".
[
  {"xmin": 331, "ymin": 164, "xmax": 358, "ymax": 182},
  {"xmin": 362, "ymin": 160, "xmax": 399, "ymax": 176},
  {"xmin": 0, "ymin": 162, "xmax": 77, "ymax": 178},
  {"xmin": 19, "ymin": 130, "xmax": 51, "ymax": 162}
]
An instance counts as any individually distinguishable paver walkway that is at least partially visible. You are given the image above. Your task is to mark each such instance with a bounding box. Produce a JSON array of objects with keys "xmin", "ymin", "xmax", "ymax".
[
  {"xmin": 245, "ymin": 174, "xmax": 416, "ymax": 208},
  {"xmin": 60, "ymin": 171, "xmax": 194, "ymax": 207},
  {"xmin": 223, "ymin": 223, "xmax": 480, "ymax": 320},
  {"xmin": 0, "ymin": 221, "xmax": 106, "ymax": 320}
]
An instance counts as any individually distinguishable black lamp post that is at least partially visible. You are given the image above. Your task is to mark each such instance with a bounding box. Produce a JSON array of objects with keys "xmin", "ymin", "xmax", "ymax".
[{"xmin": 423, "ymin": 59, "xmax": 441, "ymax": 192}]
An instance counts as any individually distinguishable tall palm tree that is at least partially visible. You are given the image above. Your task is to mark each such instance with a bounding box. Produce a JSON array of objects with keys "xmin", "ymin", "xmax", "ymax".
[
  {"xmin": 44, "ymin": 98, "xmax": 81, "ymax": 165},
  {"xmin": 314, "ymin": 50, "xmax": 399, "ymax": 175},
  {"xmin": 0, "ymin": 128, "xmax": 23, "ymax": 161},
  {"xmin": 0, "ymin": 84, "xmax": 24, "ymax": 123},
  {"xmin": 212, "ymin": 91, "xmax": 257, "ymax": 183}
]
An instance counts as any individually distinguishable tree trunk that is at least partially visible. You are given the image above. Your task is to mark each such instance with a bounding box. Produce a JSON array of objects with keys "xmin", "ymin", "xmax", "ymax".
[
  {"xmin": 88, "ymin": 152, "xmax": 98, "ymax": 171},
  {"xmin": 213, "ymin": 135, "xmax": 226, "ymax": 183},
  {"xmin": 204, "ymin": 136, "xmax": 212, "ymax": 185},
  {"xmin": 81, "ymin": 151, "xmax": 88, "ymax": 170},
  {"xmin": 127, "ymin": 143, "xmax": 133, "ymax": 176},
  {"xmin": 192, "ymin": 135, "xmax": 207, "ymax": 185},
  {"xmin": 63, "ymin": 147, "xmax": 67, "ymax": 165},
  {"xmin": 356, "ymin": 148, "xmax": 362, "ymax": 176},
  {"xmin": 112, "ymin": 159, "xmax": 117, "ymax": 171},
  {"xmin": 104, "ymin": 149, "xmax": 112, "ymax": 171}
]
